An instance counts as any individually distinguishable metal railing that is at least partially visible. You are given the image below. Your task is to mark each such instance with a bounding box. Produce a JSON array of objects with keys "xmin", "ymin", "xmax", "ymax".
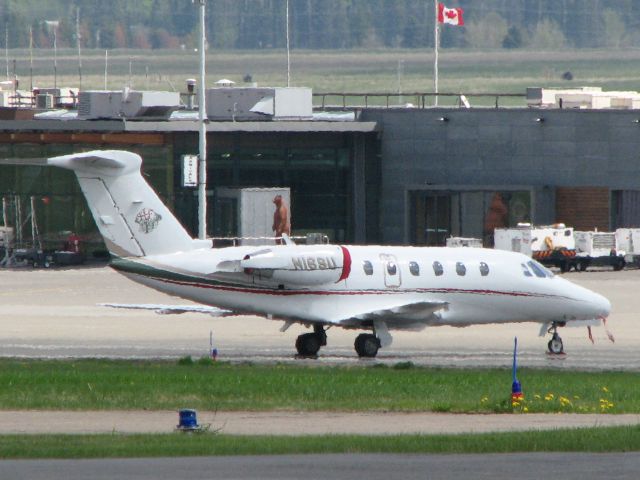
[
  {"xmin": 210, "ymin": 233, "xmax": 329, "ymax": 247},
  {"xmin": 313, "ymin": 92, "xmax": 526, "ymax": 110}
]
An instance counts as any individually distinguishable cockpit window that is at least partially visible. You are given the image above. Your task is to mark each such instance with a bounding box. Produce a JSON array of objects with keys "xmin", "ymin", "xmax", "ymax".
[
  {"xmin": 528, "ymin": 260, "xmax": 554, "ymax": 278},
  {"xmin": 363, "ymin": 260, "xmax": 374, "ymax": 275},
  {"xmin": 456, "ymin": 262, "xmax": 466, "ymax": 276},
  {"xmin": 521, "ymin": 263, "xmax": 533, "ymax": 277},
  {"xmin": 432, "ymin": 261, "xmax": 444, "ymax": 276},
  {"xmin": 479, "ymin": 262, "xmax": 489, "ymax": 276},
  {"xmin": 409, "ymin": 261, "xmax": 420, "ymax": 276}
]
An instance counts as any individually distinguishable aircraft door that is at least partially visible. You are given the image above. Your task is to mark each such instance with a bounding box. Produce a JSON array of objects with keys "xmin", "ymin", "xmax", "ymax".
[{"xmin": 380, "ymin": 254, "xmax": 401, "ymax": 288}]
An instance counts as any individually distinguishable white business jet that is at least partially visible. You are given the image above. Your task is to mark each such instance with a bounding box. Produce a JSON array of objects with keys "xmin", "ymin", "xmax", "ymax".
[{"xmin": 2, "ymin": 151, "xmax": 612, "ymax": 358}]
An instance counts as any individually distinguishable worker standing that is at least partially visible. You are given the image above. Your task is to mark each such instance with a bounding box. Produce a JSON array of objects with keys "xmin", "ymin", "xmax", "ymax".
[{"xmin": 272, "ymin": 195, "xmax": 291, "ymax": 244}]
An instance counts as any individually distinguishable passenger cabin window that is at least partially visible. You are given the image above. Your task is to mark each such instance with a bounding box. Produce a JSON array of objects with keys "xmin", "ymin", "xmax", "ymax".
[
  {"xmin": 521, "ymin": 263, "xmax": 533, "ymax": 277},
  {"xmin": 432, "ymin": 261, "xmax": 444, "ymax": 276},
  {"xmin": 409, "ymin": 261, "xmax": 420, "ymax": 276},
  {"xmin": 456, "ymin": 262, "xmax": 466, "ymax": 276},
  {"xmin": 386, "ymin": 261, "xmax": 397, "ymax": 276},
  {"xmin": 363, "ymin": 260, "xmax": 374, "ymax": 276},
  {"xmin": 479, "ymin": 262, "xmax": 489, "ymax": 276}
]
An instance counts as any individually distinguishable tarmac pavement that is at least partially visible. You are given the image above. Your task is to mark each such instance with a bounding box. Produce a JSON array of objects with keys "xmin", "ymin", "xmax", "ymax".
[{"xmin": 0, "ymin": 264, "xmax": 638, "ymax": 369}]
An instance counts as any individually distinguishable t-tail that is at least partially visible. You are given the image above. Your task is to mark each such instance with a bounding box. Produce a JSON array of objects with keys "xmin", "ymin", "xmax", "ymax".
[{"xmin": 1, "ymin": 150, "xmax": 209, "ymax": 257}]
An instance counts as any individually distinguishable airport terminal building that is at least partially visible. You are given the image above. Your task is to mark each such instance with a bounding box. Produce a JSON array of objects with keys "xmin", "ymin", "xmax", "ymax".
[{"xmin": 1, "ymin": 87, "xmax": 640, "ymax": 252}]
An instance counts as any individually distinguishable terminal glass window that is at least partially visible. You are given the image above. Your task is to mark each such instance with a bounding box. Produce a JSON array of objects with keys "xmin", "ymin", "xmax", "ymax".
[
  {"xmin": 196, "ymin": 132, "xmax": 353, "ymax": 243},
  {"xmin": 410, "ymin": 190, "xmax": 531, "ymax": 247}
]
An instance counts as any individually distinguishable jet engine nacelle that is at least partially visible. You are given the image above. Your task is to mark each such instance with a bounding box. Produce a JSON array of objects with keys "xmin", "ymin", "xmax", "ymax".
[{"xmin": 240, "ymin": 245, "xmax": 350, "ymax": 286}]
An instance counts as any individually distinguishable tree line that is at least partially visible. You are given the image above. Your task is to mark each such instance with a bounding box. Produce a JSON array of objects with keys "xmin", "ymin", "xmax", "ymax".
[{"xmin": 0, "ymin": 0, "xmax": 636, "ymax": 50}]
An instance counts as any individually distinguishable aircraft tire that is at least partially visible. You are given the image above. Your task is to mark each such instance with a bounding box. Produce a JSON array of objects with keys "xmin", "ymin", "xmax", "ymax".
[
  {"xmin": 295, "ymin": 333, "xmax": 321, "ymax": 357},
  {"xmin": 548, "ymin": 334, "xmax": 564, "ymax": 354},
  {"xmin": 354, "ymin": 334, "xmax": 380, "ymax": 358}
]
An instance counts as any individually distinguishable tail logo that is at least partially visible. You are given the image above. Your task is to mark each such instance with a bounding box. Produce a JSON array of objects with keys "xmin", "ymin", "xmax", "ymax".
[{"xmin": 135, "ymin": 208, "xmax": 162, "ymax": 233}]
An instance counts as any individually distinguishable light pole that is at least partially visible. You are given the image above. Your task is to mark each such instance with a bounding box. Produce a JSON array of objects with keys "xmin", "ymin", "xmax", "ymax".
[{"xmin": 194, "ymin": 0, "xmax": 207, "ymax": 240}]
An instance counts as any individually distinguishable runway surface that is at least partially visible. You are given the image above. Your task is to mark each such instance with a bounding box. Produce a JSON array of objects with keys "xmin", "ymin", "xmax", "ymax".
[
  {"xmin": 0, "ymin": 264, "xmax": 637, "ymax": 370},
  {"xmin": 3, "ymin": 453, "xmax": 640, "ymax": 480}
]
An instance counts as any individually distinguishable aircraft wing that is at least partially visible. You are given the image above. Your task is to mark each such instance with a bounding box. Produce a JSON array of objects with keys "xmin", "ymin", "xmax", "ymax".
[
  {"xmin": 99, "ymin": 303, "xmax": 233, "ymax": 316},
  {"xmin": 329, "ymin": 300, "xmax": 449, "ymax": 327}
]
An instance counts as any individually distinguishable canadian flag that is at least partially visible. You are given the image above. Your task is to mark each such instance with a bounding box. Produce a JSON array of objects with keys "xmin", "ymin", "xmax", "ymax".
[{"xmin": 438, "ymin": 3, "xmax": 464, "ymax": 26}]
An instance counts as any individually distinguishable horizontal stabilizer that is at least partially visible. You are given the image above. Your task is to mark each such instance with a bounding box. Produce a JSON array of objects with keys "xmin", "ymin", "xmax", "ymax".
[{"xmin": 99, "ymin": 303, "xmax": 232, "ymax": 317}]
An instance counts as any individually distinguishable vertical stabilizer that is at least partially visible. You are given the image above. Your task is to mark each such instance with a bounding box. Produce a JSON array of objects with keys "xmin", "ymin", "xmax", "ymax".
[{"xmin": 45, "ymin": 150, "xmax": 200, "ymax": 257}]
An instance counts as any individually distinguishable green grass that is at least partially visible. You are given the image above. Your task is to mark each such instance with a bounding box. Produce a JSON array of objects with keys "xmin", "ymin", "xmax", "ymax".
[
  {"xmin": 2, "ymin": 427, "xmax": 640, "ymax": 459},
  {"xmin": 15, "ymin": 47, "xmax": 640, "ymax": 105},
  {"xmin": 0, "ymin": 359, "xmax": 633, "ymax": 413}
]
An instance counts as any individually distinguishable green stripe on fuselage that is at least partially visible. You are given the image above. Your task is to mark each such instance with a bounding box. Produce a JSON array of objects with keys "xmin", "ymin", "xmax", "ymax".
[{"xmin": 109, "ymin": 256, "xmax": 261, "ymax": 290}]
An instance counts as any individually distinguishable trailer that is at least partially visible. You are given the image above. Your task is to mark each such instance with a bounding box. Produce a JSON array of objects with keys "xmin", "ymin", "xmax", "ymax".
[
  {"xmin": 574, "ymin": 231, "xmax": 625, "ymax": 271},
  {"xmin": 615, "ymin": 228, "xmax": 640, "ymax": 267}
]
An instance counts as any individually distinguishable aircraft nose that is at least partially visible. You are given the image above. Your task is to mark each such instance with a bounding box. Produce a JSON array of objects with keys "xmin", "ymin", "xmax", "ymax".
[
  {"xmin": 562, "ymin": 278, "xmax": 611, "ymax": 319},
  {"xmin": 593, "ymin": 292, "xmax": 611, "ymax": 318}
]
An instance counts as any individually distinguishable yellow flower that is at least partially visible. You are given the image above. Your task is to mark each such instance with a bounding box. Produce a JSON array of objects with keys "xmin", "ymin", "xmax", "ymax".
[
  {"xmin": 534, "ymin": 394, "xmax": 541, "ymax": 400},
  {"xmin": 523, "ymin": 407, "xmax": 529, "ymax": 413}
]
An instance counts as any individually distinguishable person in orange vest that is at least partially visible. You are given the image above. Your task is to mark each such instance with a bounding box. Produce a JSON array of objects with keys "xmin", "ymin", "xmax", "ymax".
[
  {"xmin": 272, "ymin": 195, "xmax": 291, "ymax": 245},
  {"xmin": 484, "ymin": 193, "xmax": 508, "ymax": 247}
]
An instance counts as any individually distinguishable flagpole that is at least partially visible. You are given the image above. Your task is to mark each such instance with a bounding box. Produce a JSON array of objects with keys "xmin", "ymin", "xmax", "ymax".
[
  {"xmin": 286, "ymin": 0, "xmax": 291, "ymax": 87},
  {"xmin": 434, "ymin": 0, "xmax": 439, "ymax": 107}
]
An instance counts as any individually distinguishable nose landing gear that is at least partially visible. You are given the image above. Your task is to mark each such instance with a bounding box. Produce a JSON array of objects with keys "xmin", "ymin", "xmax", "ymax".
[{"xmin": 547, "ymin": 322, "xmax": 565, "ymax": 354}]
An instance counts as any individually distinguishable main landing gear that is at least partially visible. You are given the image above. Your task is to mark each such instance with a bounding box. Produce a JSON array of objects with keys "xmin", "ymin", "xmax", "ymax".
[
  {"xmin": 294, "ymin": 326, "xmax": 382, "ymax": 358},
  {"xmin": 295, "ymin": 324, "xmax": 327, "ymax": 357},
  {"xmin": 354, "ymin": 334, "xmax": 380, "ymax": 358},
  {"xmin": 547, "ymin": 322, "xmax": 565, "ymax": 354}
]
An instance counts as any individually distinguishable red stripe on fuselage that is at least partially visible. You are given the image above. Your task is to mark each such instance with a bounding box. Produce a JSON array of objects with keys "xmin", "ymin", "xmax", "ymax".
[
  {"xmin": 338, "ymin": 246, "xmax": 351, "ymax": 282},
  {"xmin": 133, "ymin": 272, "xmax": 568, "ymax": 301}
]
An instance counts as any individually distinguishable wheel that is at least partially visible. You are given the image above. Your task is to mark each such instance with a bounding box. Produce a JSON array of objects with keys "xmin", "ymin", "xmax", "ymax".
[
  {"xmin": 548, "ymin": 334, "xmax": 564, "ymax": 354},
  {"xmin": 578, "ymin": 260, "xmax": 588, "ymax": 272},
  {"xmin": 354, "ymin": 334, "xmax": 380, "ymax": 358},
  {"xmin": 559, "ymin": 261, "xmax": 569, "ymax": 273},
  {"xmin": 613, "ymin": 258, "xmax": 625, "ymax": 271},
  {"xmin": 295, "ymin": 333, "xmax": 321, "ymax": 357}
]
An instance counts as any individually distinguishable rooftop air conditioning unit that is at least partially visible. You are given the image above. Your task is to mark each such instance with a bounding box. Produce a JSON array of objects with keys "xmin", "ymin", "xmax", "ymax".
[{"xmin": 36, "ymin": 94, "xmax": 54, "ymax": 109}]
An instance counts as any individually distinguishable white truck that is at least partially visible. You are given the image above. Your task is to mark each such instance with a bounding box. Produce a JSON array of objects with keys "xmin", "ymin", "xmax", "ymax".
[
  {"xmin": 494, "ymin": 224, "xmax": 579, "ymax": 272},
  {"xmin": 494, "ymin": 224, "xmax": 625, "ymax": 272}
]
